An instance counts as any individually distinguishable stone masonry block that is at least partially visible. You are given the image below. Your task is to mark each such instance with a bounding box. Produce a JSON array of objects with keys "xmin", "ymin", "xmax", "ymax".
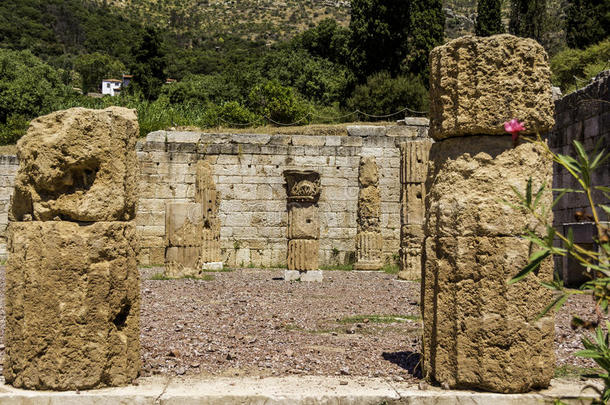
[
  {"xmin": 165, "ymin": 246, "xmax": 201, "ymax": 278},
  {"xmin": 429, "ymin": 35, "xmax": 554, "ymax": 140},
  {"xmin": 422, "ymin": 235, "xmax": 555, "ymax": 392},
  {"xmin": 425, "ymin": 136, "xmax": 553, "ymax": 238},
  {"xmin": 287, "ymin": 204, "xmax": 320, "ymax": 240},
  {"xmin": 354, "ymin": 231, "xmax": 383, "ymax": 270},
  {"xmin": 5, "ymin": 221, "xmax": 140, "ymax": 390},
  {"xmin": 11, "ymin": 107, "xmax": 139, "ymax": 222}
]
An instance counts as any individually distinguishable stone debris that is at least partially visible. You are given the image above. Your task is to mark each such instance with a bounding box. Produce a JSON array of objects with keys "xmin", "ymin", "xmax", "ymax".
[
  {"xmin": 5, "ymin": 107, "xmax": 141, "ymax": 390},
  {"xmin": 355, "ymin": 157, "xmax": 382, "ymax": 271},
  {"xmin": 428, "ymin": 34, "xmax": 554, "ymax": 140},
  {"xmin": 422, "ymin": 34, "xmax": 555, "ymax": 393}
]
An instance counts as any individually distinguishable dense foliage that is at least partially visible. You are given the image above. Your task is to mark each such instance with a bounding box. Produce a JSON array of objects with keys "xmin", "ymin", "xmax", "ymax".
[
  {"xmin": 550, "ymin": 38, "xmax": 610, "ymax": 93},
  {"xmin": 508, "ymin": 0, "xmax": 548, "ymax": 43},
  {"xmin": 565, "ymin": 0, "xmax": 610, "ymax": 49},
  {"xmin": 475, "ymin": 0, "xmax": 504, "ymax": 36},
  {"xmin": 0, "ymin": 0, "xmax": 604, "ymax": 144}
]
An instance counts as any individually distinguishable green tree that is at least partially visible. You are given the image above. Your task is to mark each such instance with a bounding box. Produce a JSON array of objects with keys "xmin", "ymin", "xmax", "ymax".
[
  {"xmin": 74, "ymin": 53, "xmax": 126, "ymax": 93},
  {"xmin": 294, "ymin": 18, "xmax": 350, "ymax": 64},
  {"xmin": 475, "ymin": 0, "xmax": 504, "ymax": 36},
  {"xmin": 346, "ymin": 71, "xmax": 428, "ymax": 117},
  {"xmin": 509, "ymin": 0, "xmax": 548, "ymax": 43},
  {"xmin": 566, "ymin": 0, "xmax": 610, "ymax": 49},
  {"xmin": 348, "ymin": 0, "xmax": 411, "ymax": 80},
  {"xmin": 404, "ymin": 0, "xmax": 445, "ymax": 77},
  {"xmin": 248, "ymin": 80, "xmax": 309, "ymax": 125},
  {"xmin": 0, "ymin": 49, "xmax": 66, "ymax": 124},
  {"xmin": 130, "ymin": 27, "xmax": 166, "ymax": 99}
]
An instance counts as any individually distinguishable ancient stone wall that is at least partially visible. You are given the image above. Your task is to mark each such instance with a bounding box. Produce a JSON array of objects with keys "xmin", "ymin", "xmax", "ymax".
[
  {"xmin": 0, "ymin": 155, "xmax": 18, "ymax": 259},
  {"xmin": 136, "ymin": 126, "xmax": 428, "ymax": 268},
  {"xmin": 550, "ymin": 71, "xmax": 610, "ymax": 227}
]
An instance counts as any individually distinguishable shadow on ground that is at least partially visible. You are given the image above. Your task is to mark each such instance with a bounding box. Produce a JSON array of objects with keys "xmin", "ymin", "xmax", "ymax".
[{"xmin": 382, "ymin": 351, "xmax": 422, "ymax": 378}]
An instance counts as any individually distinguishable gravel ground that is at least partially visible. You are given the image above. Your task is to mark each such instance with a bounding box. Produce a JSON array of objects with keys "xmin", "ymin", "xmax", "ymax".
[{"xmin": 0, "ymin": 266, "xmax": 605, "ymax": 382}]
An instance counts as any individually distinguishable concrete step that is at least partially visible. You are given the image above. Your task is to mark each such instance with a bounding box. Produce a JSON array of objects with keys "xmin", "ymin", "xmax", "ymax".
[{"xmin": 0, "ymin": 376, "xmax": 599, "ymax": 404}]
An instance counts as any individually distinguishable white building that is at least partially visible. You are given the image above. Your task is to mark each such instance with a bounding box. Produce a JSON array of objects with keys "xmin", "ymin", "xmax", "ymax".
[{"xmin": 101, "ymin": 79, "xmax": 122, "ymax": 96}]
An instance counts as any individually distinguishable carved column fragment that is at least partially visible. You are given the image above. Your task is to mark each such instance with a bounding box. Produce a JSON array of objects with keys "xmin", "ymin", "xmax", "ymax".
[
  {"xmin": 398, "ymin": 141, "xmax": 432, "ymax": 280},
  {"xmin": 355, "ymin": 156, "xmax": 383, "ymax": 270},
  {"xmin": 5, "ymin": 107, "xmax": 140, "ymax": 390},
  {"xmin": 284, "ymin": 170, "xmax": 321, "ymax": 280},
  {"xmin": 422, "ymin": 34, "xmax": 556, "ymax": 393}
]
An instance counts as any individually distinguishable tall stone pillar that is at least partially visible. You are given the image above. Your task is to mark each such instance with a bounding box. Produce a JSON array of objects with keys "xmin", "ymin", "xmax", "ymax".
[
  {"xmin": 6, "ymin": 107, "xmax": 141, "ymax": 390},
  {"xmin": 355, "ymin": 157, "xmax": 383, "ymax": 270},
  {"xmin": 398, "ymin": 141, "xmax": 432, "ymax": 280},
  {"xmin": 422, "ymin": 35, "xmax": 556, "ymax": 393},
  {"xmin": 283, "ymin": 170, "xmax": 322, "ymax": 281},
  {"xmin": 195, "ymin": 160, "xmax": 222, "ymax": 270}
]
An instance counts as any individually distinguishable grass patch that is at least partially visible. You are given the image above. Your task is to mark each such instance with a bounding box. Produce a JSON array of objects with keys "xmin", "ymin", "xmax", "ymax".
[
  {"xmin": 201, "ymin": 267, "xmax": 233, "ymax": 273},
  {"xmin": 337, "ymin": 314, "xmax": 420, "ymax": 324},
  {"xmin": 554, "ymin": 365, "xmax": 602, "ymax": 379},
  {"xmin": 320, "ymin": 264, "xmax": 354, "ymax": 271},
  {"xmin": 382, "ymin": 263, "xmax": 400, "ymax": 275},
  {"xmin": 149, "ymin": 272, "xmax": 215, "ymax": 281}
]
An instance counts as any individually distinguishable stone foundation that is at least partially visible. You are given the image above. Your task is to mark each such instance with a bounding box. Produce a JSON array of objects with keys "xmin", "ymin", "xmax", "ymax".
[
  {"xmin": 4, "ymin": 221, "xmax": 140, "ymax": 390},
  {"xmin": 287, "ymin": 239, "xmax": 319, "ymax": 271}
]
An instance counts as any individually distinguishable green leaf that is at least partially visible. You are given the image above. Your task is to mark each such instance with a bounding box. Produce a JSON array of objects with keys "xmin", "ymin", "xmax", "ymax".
[
  {"xmin": 509, "ymin": 249, "xmax": 551, "ymax": 284},
  {"xmin": 575, "ymin": 349, "xmax": 603, "ymax": 359},
  {"xmin": 600, "ymin": 205, "xmax": 610, "ymax": 216},
  {"xmin": 590, "ymin": 149, "xmax": 609, "ymax": 169},
  {"xmin": 525, "ymin": 177, "xmax": 532, "ymax": 206},
  {"xmin": 573, "ymin": 140, "xmax": 589, "ymax": 164},
  {"xmin": 552, "ymin": 188, "xmax": 584, "ymax": 193},
  {"xmin": 537, "ymin": 293, "xmax": 568, "ymax": 319},
  {"xmin": 533, "ymin": 183, "xmax": 546, "ymax": 209}
]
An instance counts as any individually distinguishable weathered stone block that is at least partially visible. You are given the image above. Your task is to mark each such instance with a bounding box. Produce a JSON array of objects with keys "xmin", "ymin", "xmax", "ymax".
[
  {"xmin": 424, "ymin": 136, "xmax": 552, "ymax": 238},
  {"xmin": 11, "ymin": 107, "xmax": 139, "ymax": 222},
  {"xmin": 165, "ymin": 202, "xmax": 203, "ymax": 247},
  {"xmin": 402, "ymin": 183, "xmax": 426, "ymax": 225},
  {"xmin": 165, "ymin": 246, "xmax": 201, "ymax": 278},
  {"xmin": 359, "ymin": 156, "xmax": 379, "ymax": 187},
  {"xmin": 287, "ymin": 239, "xmax": 319, "ymax": 271},
  {"xmin": 201, "ymin": 229, "xmax": 221, "ymax": 263},
  {"xmin": 357, "ymin": 186, "xmax": 380, "ymax": 231},
  {"xmin": 287, "ymin": 204, "xmax": 319, "ymax": 239},
  {"xmin": 5, "ymin": 221, "xmax": 140, "ymax": 390},
  {"xmin": 429, "ymin": 35, "xmax": 554, "ymax": 140},
  {"xmin": 422, "ymin": 235, "xmax": 555, "ymax": 392},
  {"xmin": 354, "ymin": 231, "xmax": 383, "ymax": 270}
]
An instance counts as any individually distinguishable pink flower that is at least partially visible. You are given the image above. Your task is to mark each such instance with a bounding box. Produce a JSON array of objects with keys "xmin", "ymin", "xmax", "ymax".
[{"xmin": 504, "ymin": 119, "xmax": 526, "ymax": 147}]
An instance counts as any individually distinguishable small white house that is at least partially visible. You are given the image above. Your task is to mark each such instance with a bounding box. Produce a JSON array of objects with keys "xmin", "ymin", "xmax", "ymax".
[{"xmin": 101, "ymin": 79, "xmax": 122, "ymax": 96}]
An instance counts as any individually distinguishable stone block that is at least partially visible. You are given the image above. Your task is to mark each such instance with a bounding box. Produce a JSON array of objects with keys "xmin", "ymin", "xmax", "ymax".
[
  {"xmin": 354, "ymin": 231, "xmax": 383, "ymax": 270},
  {"xmin": 165, "ymin": 246, "xmax": 201, "ymax": 278},
  {"xmin": 5, "ymin": 221, "xmax": 140, "ymax": 390},
  {"xmin": 11, "ymin": 107, "xmax": 139, "ymax": 222},
  {"xmin": 284, "ymin": 269, "xmax": 301, "ymax": 281},
  {"xmin": 300, "ymin": 270, "xmax": 323, "ymax": 282},
  {"xmin": 287, "ymin": 239, "xmax": 319, "ymax": 271},
  {"xmin": 424, "ymin": 136, "xmax": 553, "ymax": 238},
  {"xmin": 422, "ymin": 235, "xmax": 555, "ymax": 392},
  {"xmin": 165, "ymin": 202, "xmax": 203, "ymax": 247},
  {"xmin": 202, "ymin": 262, "xmax": 223, "ymax": 271},
  {"xmin": 347, "ymin": 125, "xmax": 386, "ymax": 137},
  {"xmin": 201, "ymin": 230, "xmax": 221, "ymax": 263},
  {"xmin": 402, "ymin": 183, "xmax": 426, "ymax": 225},
  {"xmin": 429, "ymin": 35, "xmax": 554, "ymax": 140},
  {"xmin": 287, "ymin": 204, "xmax": 319, "ymax": 239}
]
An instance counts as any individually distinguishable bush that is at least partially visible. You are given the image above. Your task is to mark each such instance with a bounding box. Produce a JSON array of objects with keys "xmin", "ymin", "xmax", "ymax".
[
  {"xmin": 216, "ymin": 101, "xmax": 260, "ymax": 126},
  {"xmin": 0, "ymin": 115, "xmax": 29, "ymax": 145},
  {"xmin": 551, "ymin": 39, "xmax": 610, "ymax": 93},
  {"xmin": 0, "ymin": 49, "xmax": 67, "ymax": 124},
  {"xmin": 346, "ymin": 72, "xmax": 428, "ymax": 118},
  {"xmin": 248, "ymin": 80, "xmax": 310, "ymax": 125}
]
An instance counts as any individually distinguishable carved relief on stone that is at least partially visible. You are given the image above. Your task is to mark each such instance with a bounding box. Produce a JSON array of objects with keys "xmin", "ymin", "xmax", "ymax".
[
  {"xmin": 287, "ymin": 203, "xmax": 320, "ymax": 240},
  {"xmin": 284, "ymin": 170, "xmax": 321, "ymax": 203}
]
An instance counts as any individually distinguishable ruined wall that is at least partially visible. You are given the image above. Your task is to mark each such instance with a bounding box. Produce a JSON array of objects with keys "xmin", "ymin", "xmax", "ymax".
[
  {"xmin": 0, "ymin": 155, "xmax": 17, "ymax": 259},
  {"xmin": 550, "ymin": 70, "xmax": 610, "ymax": 227},
  {"xmin": 137, "ymin": 125, "xmax": 428, "ymax": 267}
]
